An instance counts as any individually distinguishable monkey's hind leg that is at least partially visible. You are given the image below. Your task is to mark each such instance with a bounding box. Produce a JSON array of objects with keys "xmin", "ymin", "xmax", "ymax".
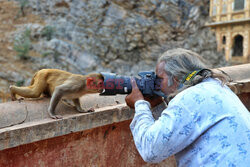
[
  {"xmin": 9, "ymin": 85, "xmax": 45, "ymax": 101},
  {"xmin": 73, "ymin": 98, "xmax": 94, "ymax": 113},
  {"xmin": 9, "ymin": 73, "xmax": 47, "ymax": 101},
  {"xmin": 9, "ymin": 85, "xmax": 43, "ymax": 101}
]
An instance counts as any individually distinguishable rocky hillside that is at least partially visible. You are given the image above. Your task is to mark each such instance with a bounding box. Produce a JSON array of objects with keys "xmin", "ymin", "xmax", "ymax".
[{"xmin": 0, "ymin": 0, "xmax": 227, "ymax": 99}]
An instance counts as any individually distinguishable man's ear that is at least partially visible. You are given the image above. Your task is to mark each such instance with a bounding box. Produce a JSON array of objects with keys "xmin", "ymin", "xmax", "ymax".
[
  {"xmin": 173, "ymin": 76, "xmax": 180, "ymax": 83},
  {"xmin": 173, "ymin": 76, "xmax": 181, "ymax": 89},
  {"xmin": 168, "ymin": 74, "xmax": 174, "ymax": 86}
]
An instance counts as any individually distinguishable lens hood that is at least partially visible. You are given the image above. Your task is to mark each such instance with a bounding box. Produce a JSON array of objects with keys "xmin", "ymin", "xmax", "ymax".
[{"xmin": 99, "ymin": 72, "xmax": 132, "ymax": 95}]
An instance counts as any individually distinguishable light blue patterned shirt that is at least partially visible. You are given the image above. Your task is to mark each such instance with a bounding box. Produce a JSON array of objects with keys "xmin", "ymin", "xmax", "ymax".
[{"xmin": 130, "ymin": 78, "xmax": 250, "ymax": 166}]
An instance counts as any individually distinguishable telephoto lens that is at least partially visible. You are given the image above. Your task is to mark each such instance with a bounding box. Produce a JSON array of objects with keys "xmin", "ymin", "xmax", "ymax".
[
  {"xmin": 100, "ymin": 72, "xmax": 166, "ymax": 98},
  {"xmin": 99, "ymin": 72, "xmax": 132, "ymax": 95}
]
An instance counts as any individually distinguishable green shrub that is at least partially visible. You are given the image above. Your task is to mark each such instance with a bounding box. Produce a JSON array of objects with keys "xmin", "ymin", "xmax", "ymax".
[
  {"xmin": 53, "ymin": 50, "xmax": 61, "ymax": 62},
  {"xmin": 13, "ymin": 29, "xmax": 31, "ymax": 60},
  {"xmin": 16, "ymin": 0, "xmax": 29, "ymax": 17},
  {"xmin": 41, "ymin": 51, "xmax": 53, "ymax": 57},
  {"xmin": 41, "ymin": 50, "xmax": 61, "ymax": 62},
  {"xmin": 41, "ymin": 26, "xmax": 55, "ymax": 41},
  {"xmin": 16, "ymin": 80, "xmax": 25, "ymax": 86}
]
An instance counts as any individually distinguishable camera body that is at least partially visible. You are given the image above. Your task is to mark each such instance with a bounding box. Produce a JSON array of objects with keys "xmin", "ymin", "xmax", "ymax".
[
  {"xmin": 100, "ymin": 71, "xmax": 165, "ymax": 97},
  {"xmin": 135, "ymin": 71, "xmax": 158, "ymax": 95}
]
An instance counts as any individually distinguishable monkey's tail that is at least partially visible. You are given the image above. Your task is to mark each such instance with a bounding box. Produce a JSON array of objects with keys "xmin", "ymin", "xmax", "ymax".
[{"xmin": 30, "ymin": 71, "xmax": 39, "ymax": 86}]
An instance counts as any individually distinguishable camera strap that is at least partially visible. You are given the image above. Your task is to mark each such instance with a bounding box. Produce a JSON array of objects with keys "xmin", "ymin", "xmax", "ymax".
[
  {"xmin": 153, "ymin": 90, "xmax": 167, "ymax": 98},
  {"xmin": 181, "ymin": 69, "xmax": 209, "ymax": 85}
]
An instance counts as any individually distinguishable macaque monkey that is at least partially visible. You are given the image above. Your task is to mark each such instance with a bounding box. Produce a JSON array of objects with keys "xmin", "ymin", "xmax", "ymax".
[{"xmin": 9, "ymin": 69, "xmax": 104, "ymax": 119}]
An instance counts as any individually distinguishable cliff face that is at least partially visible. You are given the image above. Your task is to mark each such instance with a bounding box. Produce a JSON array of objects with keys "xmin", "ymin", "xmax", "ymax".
[
  {"xmin": 27, "ymin": 0, "xmax": 227, "ymax": 74},
  {"xmin": 0, "ymin": 0, "xmax": 227, "ymax": 93}
]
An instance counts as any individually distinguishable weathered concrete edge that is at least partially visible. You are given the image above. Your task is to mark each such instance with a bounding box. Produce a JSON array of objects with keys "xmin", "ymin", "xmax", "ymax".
[
  {"xmin": 0, "ymin": 104, "xmax": 133, "ymax": 151},
  {"xmin": 214, "ymin": 63, "xmax": 250, "ymax": 94},
  {"xmin": 228, "ymin": 79, "xmax": 250, "ymax": 94},
  {"xmin": 0, "ymin": 64, "xmax": 249, "ymax": 151}
]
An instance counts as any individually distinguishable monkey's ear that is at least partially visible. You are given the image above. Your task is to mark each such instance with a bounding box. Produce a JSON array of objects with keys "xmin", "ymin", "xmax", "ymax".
[{"xmin": 86, "ymin": 77, "xmax": 94, "ymax": 86}]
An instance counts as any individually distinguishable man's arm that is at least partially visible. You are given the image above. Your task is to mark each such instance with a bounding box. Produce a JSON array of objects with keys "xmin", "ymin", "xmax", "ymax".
[
  {"xmin": 130, "ymin": 98, "xmax": 198, "ymax": 163},
  {"xmin": 126, "ymin": 78, "xmax": 198, "ymax": 163}
]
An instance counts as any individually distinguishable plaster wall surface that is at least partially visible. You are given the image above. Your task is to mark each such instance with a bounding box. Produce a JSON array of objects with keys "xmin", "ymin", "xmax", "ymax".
[{"xmin": 0, "ymin": 120, "xmax": 176, "ymax": 167}]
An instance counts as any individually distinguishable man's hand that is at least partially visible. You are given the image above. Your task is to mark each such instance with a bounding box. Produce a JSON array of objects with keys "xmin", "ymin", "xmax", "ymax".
[
  {"xmin": 125, "ymin": 78, "xmax": 144, "ymax": 109},
  {"xmin": 125, "ymin": 78, "xmax": 164, "ymax": 109},
  {"xmin": 144, "ymin": 95, "xmax": 164, "ymax": 109}
]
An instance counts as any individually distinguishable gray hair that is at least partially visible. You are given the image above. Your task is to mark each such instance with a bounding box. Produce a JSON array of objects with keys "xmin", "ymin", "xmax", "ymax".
[{"xmin": 158, "ymin": 48, "xmax": 227, "ymax": 101}]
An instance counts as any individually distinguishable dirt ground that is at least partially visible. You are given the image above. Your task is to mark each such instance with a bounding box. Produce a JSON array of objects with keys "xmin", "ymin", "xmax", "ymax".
[{"xmin": 0, "ymin": 1, "xmax": 44, "ymax": 101}]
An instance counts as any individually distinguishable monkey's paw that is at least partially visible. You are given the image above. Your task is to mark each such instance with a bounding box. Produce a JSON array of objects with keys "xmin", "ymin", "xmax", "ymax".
[
  {"xmin": 87, "ymin": 108, "xmax": 95, "ymax": 112},
  {"xmin": 9, "ymin": 85, "xmax": 17, "ymax": 101},
  {"xmin": 50, "ymin": 114, "xmax": 63, "ymax": 119},
  {"xmin": 18, "ymin": 97, "xmax": 24, "ymax": 103},
  {"xmin": 77, "ymin": 107, "xmax": 94, "ymax": 113}
]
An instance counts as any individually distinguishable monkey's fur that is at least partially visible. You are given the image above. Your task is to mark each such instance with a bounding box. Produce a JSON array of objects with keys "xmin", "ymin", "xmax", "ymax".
[{"xmin": 10, "ymin": 69, "xmax": 104, "ymax": 119}]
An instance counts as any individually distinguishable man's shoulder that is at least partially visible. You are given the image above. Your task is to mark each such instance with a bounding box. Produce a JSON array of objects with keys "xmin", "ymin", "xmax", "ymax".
[
  {"xmin": 180, "ymin": 78, "xmax": 222, "ymax": 96},
  {"xmin": 171, "ymin": 78, "xmax": 224, "ymax": 106}
]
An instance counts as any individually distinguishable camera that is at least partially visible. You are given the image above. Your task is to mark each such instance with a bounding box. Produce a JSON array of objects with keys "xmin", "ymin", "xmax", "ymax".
[{"xmin": 99, "ymin": 71, "xmax": 166, "ymax": 98}]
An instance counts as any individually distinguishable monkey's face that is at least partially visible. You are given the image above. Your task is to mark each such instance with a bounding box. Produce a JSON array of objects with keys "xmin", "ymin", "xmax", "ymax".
[
  {"xmin": 86, "ymin": 76, "xmax": 104, "ymax": 93},
  {"xmin": 96, "ymin": 78, "xmax": 104, "ymax": 93}
]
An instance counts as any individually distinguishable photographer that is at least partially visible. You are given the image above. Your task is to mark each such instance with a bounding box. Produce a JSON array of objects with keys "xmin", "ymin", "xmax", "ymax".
[{"xmin": 125, "ymin": 48, "xmax": 250, "ymax": 166}]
